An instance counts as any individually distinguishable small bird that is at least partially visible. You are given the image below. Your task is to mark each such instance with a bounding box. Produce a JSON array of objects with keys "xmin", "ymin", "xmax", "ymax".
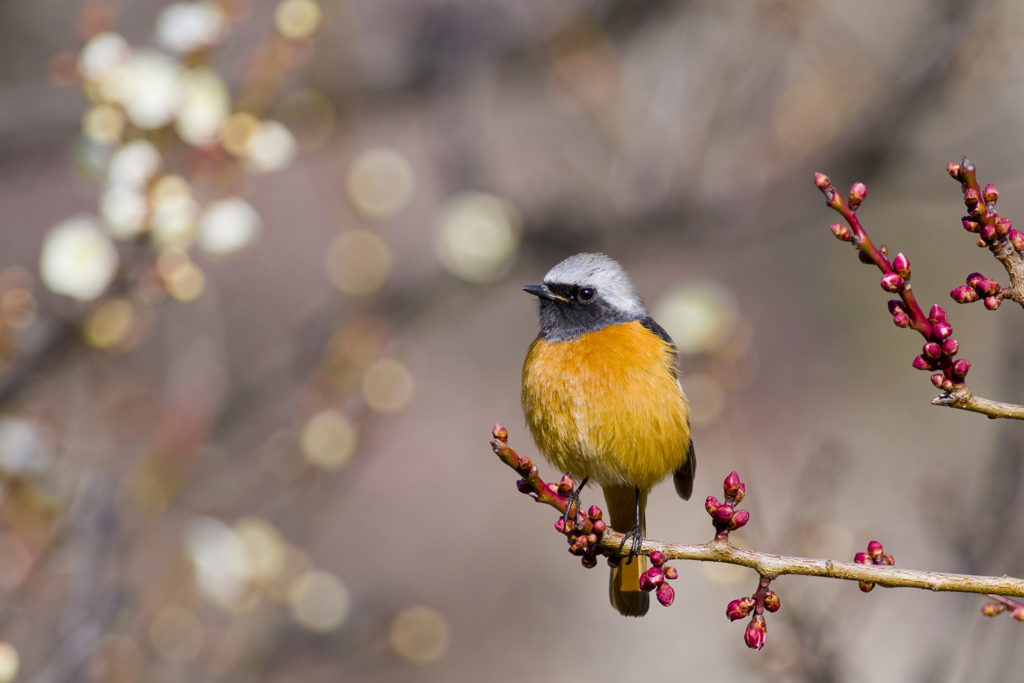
[{"xmin": 521, "ymin": 253, "xmax": 694, "ymax": 617}]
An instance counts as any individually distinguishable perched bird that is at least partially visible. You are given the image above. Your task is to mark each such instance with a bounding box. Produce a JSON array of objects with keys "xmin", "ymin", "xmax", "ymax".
[{"xmin": 521, "ymin": 253, "xmax": 694, "ymax": 617}]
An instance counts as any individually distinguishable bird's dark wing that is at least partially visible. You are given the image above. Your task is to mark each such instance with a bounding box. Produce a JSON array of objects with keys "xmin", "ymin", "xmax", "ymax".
[
  {"xmin": 639, "ymin": 316, "xmax": 678, "ymax": 379},
  {"xmin": 641, "ymin": 316, "xmax": 694, "ymax": 500}
]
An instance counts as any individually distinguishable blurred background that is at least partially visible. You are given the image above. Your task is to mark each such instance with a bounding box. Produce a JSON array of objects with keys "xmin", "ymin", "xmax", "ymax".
[{"xmin": 1, "ymin": 0, "xmax": 1024, "ymax": 680}]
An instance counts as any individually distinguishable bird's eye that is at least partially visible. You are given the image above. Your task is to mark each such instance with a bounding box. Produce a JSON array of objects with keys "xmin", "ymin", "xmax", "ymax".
[{"xmin": 578, "ymin": 287, "xmax": 596, "ymax": 302}]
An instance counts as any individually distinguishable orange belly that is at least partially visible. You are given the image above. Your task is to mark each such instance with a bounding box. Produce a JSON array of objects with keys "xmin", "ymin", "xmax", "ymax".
[{"xmin": 521, "ymin": 320, "xmax": 691, "ymax": 491}]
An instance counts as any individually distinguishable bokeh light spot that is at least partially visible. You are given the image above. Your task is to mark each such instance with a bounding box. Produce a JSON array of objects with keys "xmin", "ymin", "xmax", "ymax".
[
  {"xmin": 245, "ymin": 120, "xmax": 297, "ymax": 173},
  {"xmin": 84, "ymin": 298, "xmax": 135, "ymax": 351},
  {"xmin": 299, "ymin": 409, "xmax": 357, "ymax": 470},
  {"xmin": 0, "ymin": 642, "xmax": 18, "ymax": 683},
  {"xmin": 274, "ymin": 0, "xmax": 323, "ymax": 40},
  {"xmin": 40, "ymin": 216, "xmax": 119, "ymax": 302},
  {"xmin": 346, "ymin": 148, "xmax": 415, "ymax": 219},
  {"xmin": 198, "ymin": 198, "xmax": 261, "ymax": 256},
  {"xmin": 389, "ymin": 606, "xmax": 450, "ymax": 664},
  {"xmin": 653, "ymin": 281, "xmax": 738, "ymax": 355},
  {"xmin": 433, "ymin": 192, "xmax": 521, "ymax": 284},
  {"xmin": 679, "ymin": 372, "xmax": 726, "ymax": 428},
  {"xmin": 288, "ymin": 570, "xmax": 351, "ymax": 632},
  {"xmin": 82, "ymin": 104, "xmax": 125, "ymax": 145},
  {"xmin": 361, "ymin": 359, "xmax": 413, "ymax": 413},
  {"xmin": 325, "ymin": 230, "xmax": 391, "ymax": 295}
]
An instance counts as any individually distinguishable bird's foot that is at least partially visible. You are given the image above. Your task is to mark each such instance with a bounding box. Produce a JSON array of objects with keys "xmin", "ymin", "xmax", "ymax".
[
  {"xmin": 618, "ymin": 521, "xmax": 644, "ymax": 563},
  {"xmin": 561, "ymin": 474, "xmax": 589, "ymax": 528}
]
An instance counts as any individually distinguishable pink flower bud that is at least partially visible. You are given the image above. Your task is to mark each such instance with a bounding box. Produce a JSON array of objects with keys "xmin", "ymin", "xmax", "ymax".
[
  {"xmin": 493, "ymin": 424, "xmax": 508, "ymax": 440},
  {"xmin": 705, "ymin": 496, "xmax": 720, "ymax": 516},
  {"xmin": 912, "ymin": 355, "xmax": 934, "ymax": 371},
  {"xmin": 981, "ymin": 225, "xmax": 997, "ymax": 242},
  {"xmin": 985, "ymin": 296, "xmax": 1002, "ymax": 310},
  {"xmin": 967, "ymin": 272, "xmax": 985, "ymax": 288},
  {"xmin": 813, "ymin": 172, "xmax": 830, "ymax": 190},
  {"xmin": 942, "ymin": 379, "xmax": 954, "ymax": 392},
  {"xmin": 555, "ymin": 518, "xmax": 566, "ymax": 533},
  {"xmin": 977, "ymin": 278, "xmax": 1000, "ymax": 296},
  {"xmin": 723, "ymin": 470, "xmax": 740, "ymax": 490},
  {"xmin": 996, "ymin": 220, "xmax": 1010, "ymax": 238},
  {"xmin": 964, "ymin": 188, "xmax": 980, "ymax": 206},
  {"xmin": 592, "ymin": 519, "xmax": 606, "ymax": 534},
  {"xmin": 715, "ymin": 505, "xmax": 735, "ymax": 523},
  {"xmin": 848, "ymin": 182, "xmax": 867, "ymax": 210},
  {"xmin": 977, "ymin": 237, "xmax": 987, "ymax": 247},
  {"xmin": 854, "ymin": 552, "xmax": 871, "ymax": 564},
  {"xmin": 892, "ymin": 253, "xmax": 910, "ymax": 279},
  {"xmin": 962, "ymin": 217, "xmax": 980, "ymax": 232},
  {"xmin": 1000, "ymin": 218, "xmax": 1013, "ymax": 232},
  {"xmin": 728, "ymin": 509, "xmax": 750, "ymax": 531},
  {"xmin": 558, "ymin": 475, "xmax": 574, "ymax": 495},
  {"xmin": 646, "ymin": 566, "xmax": 665, "ymax": 588},
  {"xmin": 731, "ymin": 483, "xmax": 746, "ymax": 504},
  {"xmin": 656, "ymin": 583, "xmax": 675, "ymax": 607},
  {"xmin": 981, "ymin": 603, "xmax": 1006, "ymax": 617},
  {"xmin": 928, "ymin": 304, "xmax": 947, "ymax": 324},
  {"xmin": 881, "ymin": 554, "xmax": 894, "ymax": 566},
  {"xmin": 950, "ymin": 286, "xmax": 980, "ymax": 303},
  {"xmin": 941, "ymin": 339, "xmax": 958, "ymax": 357},
  {"xmin": 1010, "ymin": 229, "xmax": 1024, "ymax": 252},
  {"xmin": 922, "ymin": 342, "xmax": 941, "ymax": 360},
  {"xmin": 859, "ymin": 581, "xmax": 875, "ymax": 593},
  {"xmin": 930, "ymin": 373, "xmax": 945, "ymax": 389},
  {"xmin": 881, "ymin": 272, "xmax": 905, "ymax": 293},
  {"xmin": 830, "ymin": 223, "xmax": 852, "ymax": 241},
  {"xmin": 744, "ymin": 616, "xmax": 767, "ymax": 650},
  {"xmin": 867, "ymin": 540, "xmax": 883, "ymax": 559},
  {"xmin": 587, "ymin": 533, "xmax": 599, "ymax": 546},
  {"xmin": 581, "ymin": 555, "xmax": 598, "ymax": 568},
  {"xmin": 727, "ymin": 597, "xmax": 755, "ymax": 621},
  {"xmin": 952, "ymin": 358, "xmax": 971, "ymax": 379},
  {"xmin": 763, "ymin": 590, "xmax": 781, "ymax": 613},
  {"xmin": 664, "ymin": 566, "xmax": 678, "ymax": 580},
  {"xmin": 640, "ymin": 572, "xmax": 654, "ymax": 591},
  {"xmin": 983, "ymin": 183, "xmax": 999, "ymax": 204},
  {"xmin": 1012, "ymin": 606, "xmax": 1024, "ymax": 621},
  {"xmin": 931, "ymin": 322, "xmax": 952, "ymax": 341},
  {"xmin": 893, "ymin": 311, "xmax": 910, "ymax": 328},
  {"xmin": 888, "ymin": 300, "xmax": 904, "ymax": 315},
  {"xmin": 947, "ymin": 162, "xmax": 962, "ymax": 179},
  {"xmin": 649, "ymin": 550, "xmax": 665, "ymax": 567}
]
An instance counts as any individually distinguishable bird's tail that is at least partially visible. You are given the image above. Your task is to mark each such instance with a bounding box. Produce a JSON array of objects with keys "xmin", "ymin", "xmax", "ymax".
[{"xmin": 603, "ymin": 485, "xmax": 648, "ymax": 617}]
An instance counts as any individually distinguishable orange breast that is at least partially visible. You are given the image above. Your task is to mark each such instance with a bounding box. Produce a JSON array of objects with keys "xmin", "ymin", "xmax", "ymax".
[{"xmin": 521, "ymin": 320, "xmax": 691, "ymax": 491}]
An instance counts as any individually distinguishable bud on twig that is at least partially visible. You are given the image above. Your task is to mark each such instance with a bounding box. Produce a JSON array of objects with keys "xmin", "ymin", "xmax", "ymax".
[
  {"xmin": 931, "ymin": 322, "xmax": 952, "ymax": 341},
  {"xmin": 952, "ymin": 358, "xmax": 971, "ymax": 379},
  {"xmin": 962, "ymin": 217, "xmax": 980, "ymax": 233},
  {"xmin": 941, "ymin": 339, "xmax": 959, "ymax": 357},
  {"xmin": 947, "ymin": 162, "xmax": 962, "ymax": 180},
  {"xmin": 745, "ymin": 615, "xmax": 767, "ymax": 650},
  {"xmin": 881, "ymin": 272, "xmax": 905, "ymax": 293},
  {"xmin": 983, "ymin": 183, "xmax": 999, "ymax": 204},
  {"xmin": 950, "ymin": 286, "xmax": 980, "ymax": 303},
  {"xmin": 848, "ymin": 183, "xmax": 867, "ymax": 211},
  {"xmin": 831, "ymin": 224, "xmax": 852, "ymax": 241},
  {"xmin": 814, "ymin": 173, "xmax": 830, "ymax": 190},
  {"xmin": 727, "ymin": 597, "xmax": 755, "ymax": 621},
  {"xmin": 931, "ymin": 373, "xmax": 945, "ymax": 389},
  {"xmin": 892, "ymin": 253, "xmax": 910, "ymax": 279}
]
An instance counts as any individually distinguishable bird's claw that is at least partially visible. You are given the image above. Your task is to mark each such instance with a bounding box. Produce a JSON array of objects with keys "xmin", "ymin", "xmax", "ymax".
[
  {"xmin": 561, "ymin": 474, "xmax": 588, "ymax": 527},
  {"xmin": 618, "ymin": 521, "xmax": 644, "ymax": 563}
]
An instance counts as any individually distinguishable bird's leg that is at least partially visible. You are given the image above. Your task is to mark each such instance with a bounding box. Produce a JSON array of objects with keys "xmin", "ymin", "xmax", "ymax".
[
  {"xmin": 617, "ymin": 486, "xmax": 644, "ymax": 563},
  {"xmin": 562, "ymin": 474, "xmax": 589, "ymax": 527}
]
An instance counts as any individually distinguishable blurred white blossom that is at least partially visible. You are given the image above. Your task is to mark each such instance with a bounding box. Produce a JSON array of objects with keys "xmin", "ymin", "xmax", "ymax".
[
  {"xmin": 110, "ymin": 50, "xmax": 183, "ymax": 129},
  {"xmin": 101, "ymin": 184, "xmax": 149, "ymax": 239},
  {"xmin": 78, "ymin": 32, "xmax": 131, "ymax": 82},
  {"xmin": 176, "ymin": 67, "xmax": 230, "ymax": 146},
  {"xmin": 245, "ymin": 121, "xmax": 297, "ymax": 173},
  {"xmin": 108, "ymin": 139, "xmax": 162, "ymax": 187},
  {"xmin": 198, "ymin": 198, "xmax": 261, "ymax": 256},
  {"xmin": 40, "ymin": 216, "xmax": 119, "ymax": 301},
  {"xmin": 155, "ymin": 2, "xmax": 227, "ymax": 55}
]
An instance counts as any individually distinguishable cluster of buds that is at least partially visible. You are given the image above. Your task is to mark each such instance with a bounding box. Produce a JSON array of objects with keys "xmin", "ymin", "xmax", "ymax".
[
  {"xmin": 726, "ymin": 577, "xmax": 779, "ymax": 650},
  {"xmin": 948, "ymin": 160, "xmax": 1022, "ymax": 254},
  {"xmin": 981, "ymin": 597, "xmax": 1024, "ymax": 620},
  {"xmin": 705, "ymin": 471, "xmax": 750, "ymax": 540},
  {"xmin": 950, "ymin": 272, "xmax": 1011, "ymax": 311},
  {"xmin": 633, "ymin": 550, "xmax": 679, "ymax": 606},
  {"xmin": 853, "ymin": 540, "xmax": 894, "ymax": 592},
  {"xmin": 816, "ymin": 173, "xmax": 973, "ymax": 390},
  {"xmin": 552, "ymin": 485, "xmax": 607, "ymax": 569}
]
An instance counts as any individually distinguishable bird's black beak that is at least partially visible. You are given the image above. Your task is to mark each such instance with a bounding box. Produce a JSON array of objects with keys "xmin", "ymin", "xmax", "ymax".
[{"xmin": 522, "ymin": 284, "xmax": 568, "ymax": 302}]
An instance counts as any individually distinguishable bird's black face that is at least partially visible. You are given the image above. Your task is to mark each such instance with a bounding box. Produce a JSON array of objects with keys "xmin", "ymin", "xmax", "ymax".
[{"xmin": 522, "ymin": 282, "xmax": 637, "ymax": 342}]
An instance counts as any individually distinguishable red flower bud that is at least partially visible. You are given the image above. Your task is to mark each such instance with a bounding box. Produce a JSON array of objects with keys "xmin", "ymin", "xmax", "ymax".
[
  {"xmin": 947, "ymin": 162, "xmax": 962, "ymax": 180},
  {"xmin": 942, "ymin": 379, "xmax": 954, "ymax": 392},
  {"xmin": 587, "ymin": 505, "xmax": 603, "ymax": 520},
  {"xmin": 931, "ymin": 322, "xmax": 952, "ymax": 341},
  {"xmin": 763, "ymin": 590, "xmax": 781, "ymax": 613},
  {"xmin": 880, "ymin": 272, "xmax": 905, "ymax": 293},
  {"xmin": 1010, "ymin": 229, "xmax": 1024, "ymax": 252},
  {"xmin": 922, "ymin": 342, "xmax": 941, "ymax": 360},
  {"xmin": 813, "ymin": 172, "xmax": 830, "ymax": 190},
  {"xmin": 731, "ymin": 483, "xmax": 746, "ymax": 504},
  {"xmin": 981, "ymin": 603, "xmax": 1006, "ymax": 617},
  {"xmin": 941, "ymin": 338, "xmax": 958, "ymax": 357},
  {"xmin": 649, "ymin": 550, "xmax": 665, "ymax": 567},
  {"xmin": 645, "ymin": 566, "xmax": 665, "ymax": 589},
  {"xmin": 893, "ymin": 311, "xmax": 910, "ymax": 328},
  {"xmin": 952, "ymin": 358, "xmax": 971, "ymax": 379},
  {"xmin": 996, "ymin": 220, "xmax": 1010, "ymax": 238},
  {"xmin": 723, "ymin": 471, "xmax": 742, "ymax": 497},
  {"xmin": 1012, "ymin": 606, "xmax": 1024, "ymax": 621},
  {"xmin": 950, "ymin": 286, "xmax": 980, "ymax": 303},
  {"xmin": 639, "ymin": 571, "xmax": 654, "ymax": 591},
  {"xmin": 664, "ymin": 566, "xmax": 678, "ymax": 580},
  {"xmin": 656, "ymin": 583, "xmax": 675, "ymax": 607},
  {"xmin": 981, "ymin": 225, "xmax": 996, "ymax": 242},
  {"xmin": 977, "ymin": 278, "xmax": 1001, "ymax": 296},
  {"xmin": 887, "ymin": 300, "xmax": 904, "ymax": 315},
  {"xmin": 983, "ymin": 183, "xmax": 999, "ymax": 204},
  {"xmin": 848, "ymin": 182, "xmax": 867, "ymax": 210},
  {"xmin": 967, "ymin": 272, "xmax": 985, "ymax": 288},
  {"xmin": 859, "ymin": 581, "xmax": 875, "ymax": 593},
  {"xmin": 977, "ymin": 237, "xmax": 987, "ymax": 247},
  {"xmin": 744, "ymin": 616, "xmax": 767, "ymax": 650},
  {"xmin": 892, "ymin": 253, "xmax": 910, "ymax": 279},
  {"xmin": 964, "ymin": 188, "xmax": 980, "ymax": 207},
  {"xmin": 558, "ymin": 474, "xmax": 574, "ymax": 495},
  {"xmin": 493, "ymin": 423, "xmax": 508, "ymax": 440},
  {"xmin": 726, "ymin": 597, "xmax": 755, "ymax": 621},
  {"xmin": 715, "ymin": 505, "xmax": 734, "ymax": 523},
  {"xmin": 928, "ymin": 304, "xmax": 947, "ymax": 324},
  {"xmin": 705, "ymin": 496, "xmax": 720, "ymax": 516},
  {"xmin": 592, "ymin": 519, "xmax": 606, "ymax": 534},
  {"xmin": 985, "ymin": 296, "xmax": 1002, "ymax": 310},
  {"xmin": 867, "ymin": 540, "xmax": 883, "ymax": 559},
  {"xmin": 581, "ymin": 555, "xmax": 598, "ymax": 568},
  {"xmin": 555, "ymin": 518, "xmax": 566, "ymax": 533},
  {"xmin": 728, "ymin": 509, "xmax": 750, "ymax": 531},
  {"xmin": 962, "ymin": 217, "xmax": 980, "ymax": 233},
  {"xmin": 930, "ymin": 373, "xmax": 945, "ymax": 389},
  {"xmin": 830, "ymin": 223, "xmax": 852, "ymax": 241},
  {"xmin": 854, "ymin": 552, "xmax": 871, "ymax": 564},
  {"xmin": 912, "ymin": 355, "xmax": 934, "ymax": 371}
]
